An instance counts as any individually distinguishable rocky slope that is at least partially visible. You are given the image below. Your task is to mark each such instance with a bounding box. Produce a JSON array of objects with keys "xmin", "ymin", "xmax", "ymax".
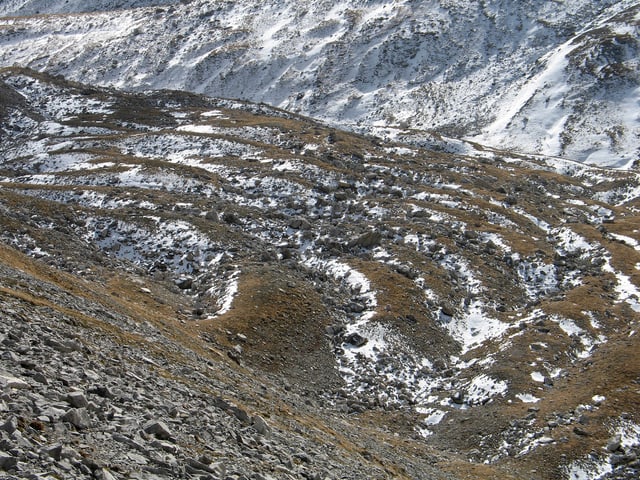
[
  {"xmin": 0, "ymin": 0, "xmax": 638, "ymax": 167},
  {"xmin": 1, "ymin": 68, "xmax": 639, "ymax": 479}
]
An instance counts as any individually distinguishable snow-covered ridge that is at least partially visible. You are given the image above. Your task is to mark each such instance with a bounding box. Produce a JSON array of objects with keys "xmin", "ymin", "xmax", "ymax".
[{"xmin": 0, "ymin": 0, "xmax": 638, "ymax": 167}]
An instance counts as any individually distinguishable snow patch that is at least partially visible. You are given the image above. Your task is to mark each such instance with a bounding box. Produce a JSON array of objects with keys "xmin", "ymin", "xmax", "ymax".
[
  {"xmin": 531, "ymin": 371, "xmax": 545, "ymax": 383},
  {"xmin": 465, "ymin": 374, "xmax": 508, "ymax": 406},
  {"xmin": 516, "ymin": 393, "xmax": 540, "ymax": 403}
]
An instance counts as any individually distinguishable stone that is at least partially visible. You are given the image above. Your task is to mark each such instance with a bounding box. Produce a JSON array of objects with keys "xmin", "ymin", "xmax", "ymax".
[
  {"xmin": 95, "ymin": 468, "xmax": 118, "ymax": 480},
  {"xmin": 175, "ymin": 276, "xmax": 193, "ymax": 290},
  {"xmin": 143, "ymin": 420, "xmax": 173, "ymax": 440},
  {"xmin": 451, "ymin": 391, "xmax": 465, "ymax": 405},
  {"xmin": 0, "ymin": 417, "xmax": 17, "ymax": 434},
  {"xmin": 347, "ymin": 302, "xmax": 365, "ymax": 313},
  {"xmin": 440, "ymin": 304, "xmax": 455, "ymax": 317},
  {"xmin": 606, "ymin": 434, "xmax": 622, "ymax": 452},
  {"xmin": 62, "ymin": 408, "xmax": 91, "ymax": 429},
  {"xmin": 344, "ymin": 332, "xmax": 367, "ymax": 347},
  {"xmin": 350, "ymin": 230, "xmax": 382, "ymax": 248},
  {"xmin": 67, "ymin": 391, "xmax": 89, "ymax": 408},
  {"xmin": 230, "ymin": 406, "xmax": 251, "ymax": 425},
  {"xmin": 0, "ymin": 453, "xmax": 18, "ymax": 471},
  {"xmin": 33, "ymin": 372, "xmax": 48, "ymax": 385},
  {"xmin": 42, "ymin": 444, "xmax": 63, "ymax": 461},
  {"xmin": 186, "ymin": 457, "xmax": 218, "ymax": 474},
  {"xmin": 252, "ymin": 415, "xmax": 271, "ymax": 437},
  {"xmin": 0, "ymin": 373, "xmax": 29, "ymax": 390},
  {"xmin": 88, "ymin": 385, "xmax": 115, "ymax": 399}
]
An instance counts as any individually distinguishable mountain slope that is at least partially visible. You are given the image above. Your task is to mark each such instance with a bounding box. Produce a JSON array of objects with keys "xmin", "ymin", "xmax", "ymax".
[
  {"xmin": 0, "ymin": 0, "xmax": 172, "ymax": 16},
  {"xmin": 0, "ymin": 0, "xmax": 638, "ymax": 167},
  {"xmin": 1, "ymin": 68, "xmax": 639, "ymax": 479}
]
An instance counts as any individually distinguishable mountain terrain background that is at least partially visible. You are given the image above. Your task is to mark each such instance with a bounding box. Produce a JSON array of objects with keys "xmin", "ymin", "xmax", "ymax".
[
  {"xmin": 0, "ymin": 1, "xmax": 639, "ymax": 480},
  {"xmin": 0, "ymin": 0, "xmax": 638, "ymax": 167}
]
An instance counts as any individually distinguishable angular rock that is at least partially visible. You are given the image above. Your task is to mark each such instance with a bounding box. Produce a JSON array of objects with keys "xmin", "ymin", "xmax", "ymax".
[
  {"xmin": 606, "ymin": 434, "xmax": 622, "ymax": 452},
  {"xmin": 95, "ymin": 468, "xmax": 118, "ymax": 480},
  {"xmin": 143, "ymin": 420, "xmax": 173, "ymax": 440},
  {"xmin": 350, "ymin": 230, "xmax": 382, "ymax": 248},
  {"xmin": 0, "ymin": 373, "xmax": 29, "ymax": 390},
  {"xmin": 451, "ymin": 391, "xmax": 465, "ymax": 405},
  {"xmin": 88, "ymin": 385, "xmax": 116, "ymax": 399},
  {"xmin": 230, "ymin": 406, "xmax": 251, "ymax": 425},
  {"xmin": 252, "ymin": 415, "xmax": 271, "ymax": 437},
  {"xmin": 344, "ymin": 332, "xmax": 367, "ymax": 348},
  {"xmin": 0, "ymin": 453, "xmax": 18, "ymax": 471},
  {"xmin": 67, "ymin": 391, "xmax": 89, "ymax": 408},
  {"xmin": 175, "ymin": 276, "xmax": 193, "ymax": 290},
  {"xmin": 347, "ymin": 302, "xmax": 365, "ymax": 313},
  {"xmin": 42, "ymin": 444, "xmax": 63, "ymax": 461},
  {"xmin": 0, "ymin": 417, "xmax": 17, "ymax": 434},
  {"xmin": 62, "ymin": 408, "xmax": 91, "ymax": 429}
]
